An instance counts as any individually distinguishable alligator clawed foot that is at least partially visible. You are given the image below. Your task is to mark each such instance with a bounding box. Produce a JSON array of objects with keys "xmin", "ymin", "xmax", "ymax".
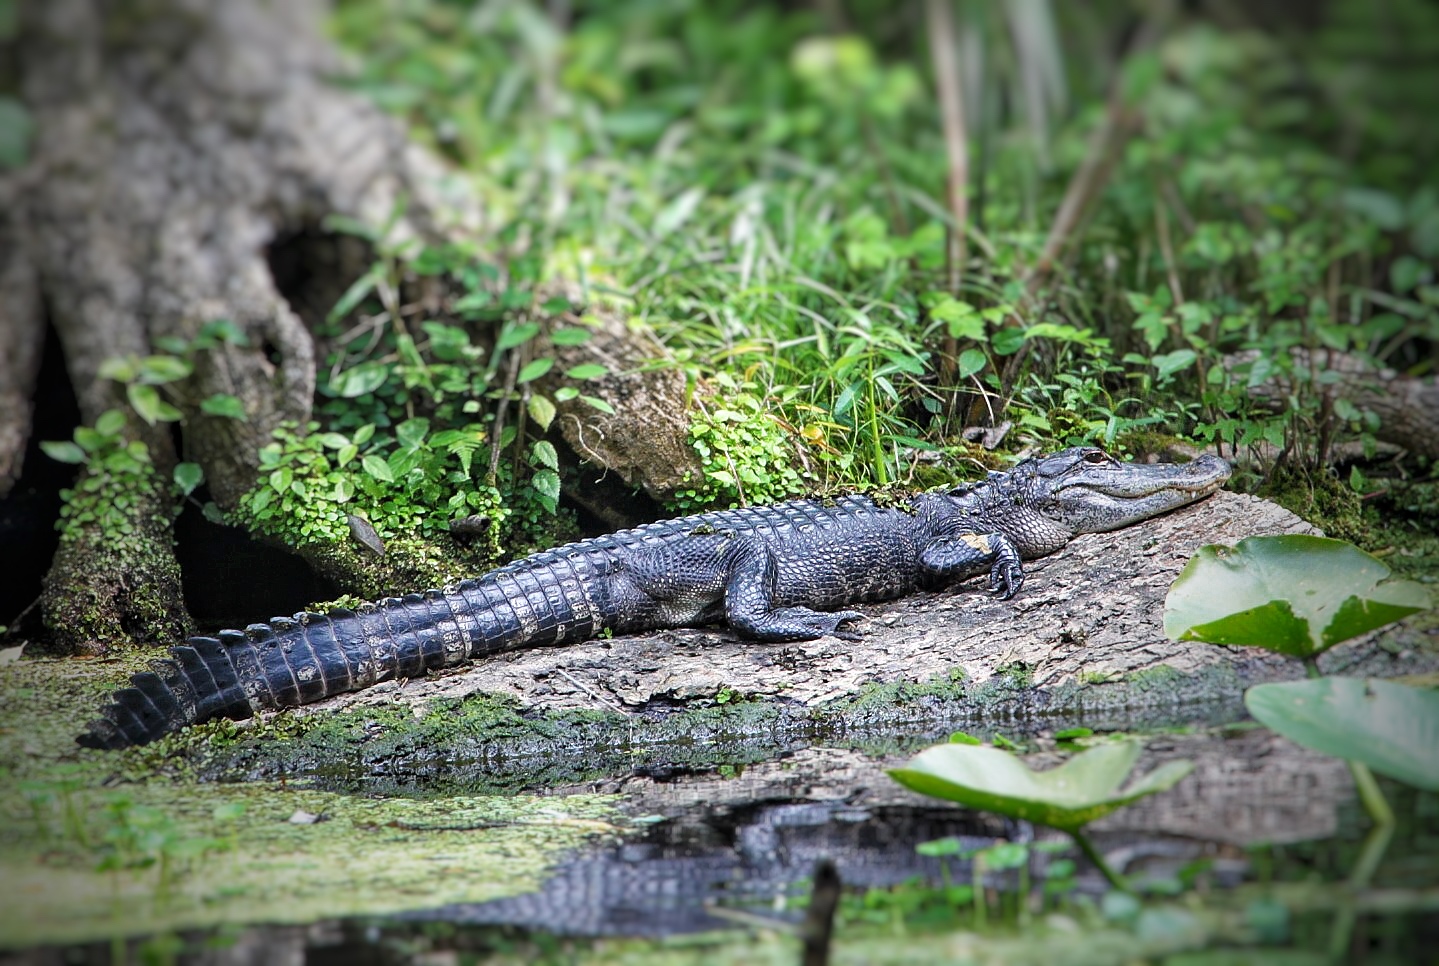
[{"xmin": 989, "ymin": 561, "xmax": 1025, "ymax": 600}]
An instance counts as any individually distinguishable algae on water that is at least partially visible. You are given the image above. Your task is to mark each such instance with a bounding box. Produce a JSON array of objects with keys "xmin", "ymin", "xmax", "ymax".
[{"xmin": 0, "ymin": 657, "xmax": 621, "ymax": 950}]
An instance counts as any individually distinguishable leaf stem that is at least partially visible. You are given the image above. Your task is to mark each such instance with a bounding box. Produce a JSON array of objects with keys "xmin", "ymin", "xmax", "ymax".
[
  {"xmin": 1071, "ymin": 829, "xmax": 1131, "ymax": 893},
  {"xmin": 1302, "ymin": 655, "xmax": 1323, "ymax": 679},
  {"xmin": 1347, "ymin": 760, "xmax": 1395, "ymax": 889}
]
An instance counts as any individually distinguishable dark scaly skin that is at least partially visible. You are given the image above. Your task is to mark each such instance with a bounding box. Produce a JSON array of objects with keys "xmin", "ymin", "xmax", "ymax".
[{"xmin": 77, "ymin": 448, "xmax": 1230, "ymax": 749}]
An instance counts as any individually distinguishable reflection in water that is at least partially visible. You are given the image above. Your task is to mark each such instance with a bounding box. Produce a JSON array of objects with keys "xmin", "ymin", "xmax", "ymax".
[{"xmin": 4, "ymin": 730, "xmax": 1436, "ymax": 965}]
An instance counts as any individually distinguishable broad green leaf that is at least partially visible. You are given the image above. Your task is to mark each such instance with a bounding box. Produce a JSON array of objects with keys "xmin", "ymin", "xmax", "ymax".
[
  {"xmin": 956, "ymin": 349, "xmax": 987, "ymax": 380},
  {"xmin": 98, "ymin": 357, "xmax": 138, "ymax": 383},
  {"xmin": 527, "ymin": 394, "xmax": 557, "ymax": 431},
  {"xmin": 200, "ymin": 394, "xmax": 247, "ymax": 420},
  {"xmin": 1165, "ymin": 535, "xmax": 1431, "ymax": 658},
  {"xmin": 1246, "ymin": 678, "xmax": 1439, "ymax": 791},
  {"xmin": 517, "ymin": 357, "xmax": 555, "ymax": 383},
  {"xmin": 127, "ymin": 384, "xmax": 182, "ymax": 424},
  {"xmin": 496, "ymin": 322, "xmax": 540, "ymax": 352},
  {"xmin": 94, "ymin": 410, "xmax": 126, "ymax": 436},
  {"xmin": 173, "ymin": 462, "xmax": 203, "ymax": 497},
  {"xmin": 395, "ymin": 417, "xmax": 430, "ymax": 452},
  {"xmin": 531, "ymin": 440, "xmax": 559, "ymax": 470},
  {"xmin": 329, "ymin": 362, "xmax": 390, "ymax": 399},
  {"xmin": 361, "ymin": 454, "xmax": 394, "ymax": 483},
  {"xmin": 40, "ymin": 441, "xmax": 86, "ymax": 465},
  {"xmin": 889, "ymin": 741, "xmax": 1193, "ymax": 833},
  {"xmin": 564, "ymin": 363, "xmax": 607, "ymax": 381},
  {"xmin": 139, "ymin": 354, "xmax": 192, "ymax": 384},
  {"xmin": 549, "ymin": 327, "xmax": 592, "ymax": 346},
  {"xmin": 581, "ymin": 395, "xmax": 615, "ymax": 414}
]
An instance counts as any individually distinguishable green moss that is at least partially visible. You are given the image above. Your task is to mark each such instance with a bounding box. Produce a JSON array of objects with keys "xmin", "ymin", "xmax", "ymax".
[{"xmin": 40, "ymin": 459, "xmax": 189, "ymax": 653}]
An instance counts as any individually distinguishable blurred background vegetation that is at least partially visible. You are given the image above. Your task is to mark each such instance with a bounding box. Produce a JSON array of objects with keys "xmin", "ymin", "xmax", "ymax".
[{"xmin": 323, "ymin": 0, "xmax": 1438, "ymax": 511}]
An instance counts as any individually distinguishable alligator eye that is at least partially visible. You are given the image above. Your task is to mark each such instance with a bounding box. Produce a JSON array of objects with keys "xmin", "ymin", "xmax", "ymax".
[{"xmin": 1083, "ymin": 450, "xmax": 1108, "ymax": 464}]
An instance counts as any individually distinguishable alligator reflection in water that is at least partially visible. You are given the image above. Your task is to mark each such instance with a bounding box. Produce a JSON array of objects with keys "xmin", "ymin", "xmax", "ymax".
[
  {"xmin": 401, "ymin": 727, "xmax": 1353, "ymax": 937},
  {"xmin": 406, "ymin": 800, "xmax": 1012, "ymax": 936}
]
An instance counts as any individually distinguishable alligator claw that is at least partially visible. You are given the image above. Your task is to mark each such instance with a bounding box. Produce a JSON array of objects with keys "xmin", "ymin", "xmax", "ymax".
[
  {"xmin": 989, "ymin": 562, "xmax": 1025, "ymax": 600},
  {"xmin": 824, "ymin": 610, "xmax": 865, "ymax": 640}
]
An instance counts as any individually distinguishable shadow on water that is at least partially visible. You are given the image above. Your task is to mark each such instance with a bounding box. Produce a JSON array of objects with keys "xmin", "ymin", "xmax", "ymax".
[{"xmin": 6, "ymin": 726, "xmax": 1438, "ymax": 965}]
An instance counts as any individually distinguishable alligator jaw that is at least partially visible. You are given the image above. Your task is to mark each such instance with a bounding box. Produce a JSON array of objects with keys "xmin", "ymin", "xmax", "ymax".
[{"xmin": 1048, "ymin": 452, "xmax": 1232, "ymax": 534}]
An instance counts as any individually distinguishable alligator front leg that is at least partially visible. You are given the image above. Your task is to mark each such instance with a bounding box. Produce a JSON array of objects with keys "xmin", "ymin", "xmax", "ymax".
[
  {"xmin": 919, "ymin": 532, "xmax": 1025, "ymax": 599},
  {"xmin": 722, "ymin": 537, "xmax": 864, "ymax": 642}
]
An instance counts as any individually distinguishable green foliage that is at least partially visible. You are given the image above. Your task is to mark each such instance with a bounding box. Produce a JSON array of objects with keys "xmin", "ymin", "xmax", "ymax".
[
  {"xmin": 329, "ymin": 0, "xmax": 1439, "ymax": 493},
  {"xmin": 1165, "ymin": 535, "xmax": 1432, "ymax": 659},
  {"xmin": 672, "ymin": 380, "xmax": 805, "ymax": 510},
  {"xmin": 1245, "ymin": 678, "xmax": 1439, "ymax": 792}
]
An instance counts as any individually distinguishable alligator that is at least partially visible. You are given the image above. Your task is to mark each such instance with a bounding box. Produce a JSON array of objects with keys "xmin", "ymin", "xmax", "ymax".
[{"xmin": 77, "ymin": 447, "xmax": 1231, "ymax": 749}]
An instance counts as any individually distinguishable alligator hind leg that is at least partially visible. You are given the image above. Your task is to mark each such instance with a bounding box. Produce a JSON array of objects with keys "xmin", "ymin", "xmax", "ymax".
[{"xmin": 722, "ymin": 538, "xmax": 864, "ymax": 642}]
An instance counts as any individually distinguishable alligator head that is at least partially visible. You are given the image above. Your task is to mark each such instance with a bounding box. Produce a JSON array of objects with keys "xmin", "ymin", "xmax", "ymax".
[{"xmin": 1023, "ymin": 446, "xmax": 1231, "ymax": 534}]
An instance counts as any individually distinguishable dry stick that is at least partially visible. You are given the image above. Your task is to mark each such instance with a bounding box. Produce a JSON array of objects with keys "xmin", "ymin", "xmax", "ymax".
[{"xmin": 925, "ymin": 0, "xmax": 970, "ymax": 409}]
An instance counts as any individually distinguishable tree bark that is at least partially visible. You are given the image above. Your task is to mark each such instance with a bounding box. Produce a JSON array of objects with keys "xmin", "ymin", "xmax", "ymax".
[{"xmin": 5, "ymin": 0, "xmax": 697, "ymax": 651}]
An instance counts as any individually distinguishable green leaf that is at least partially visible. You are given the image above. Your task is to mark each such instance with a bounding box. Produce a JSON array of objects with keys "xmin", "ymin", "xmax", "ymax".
[
  {"xmin": 98, "ymin": 357, "xmax": 138, "ymax": 383},
  {"xmin": 95, "ymin": 410, "xmax": 127, "ymax": 436},
  {"xmin": 269, "ymin": 468, "xmax": 293, "ymax": 493},
  {"xmin": 553, "ymin": 386, "xmax": 579, "ymax": 403},
  {"xmin": 1152, "ymin": 349, "xmax": 1197, "ymax": 382},
  {"xmin": 517, "ymin": 357, "xmax": 555, "ymax": 383},
  {"xmin": 41, "ymin": 441, "xmax": 86, "ymax": 465},
  {"xmin": 353, "ymin": 423, "xmax": 376, "ymax": 446},
  {"xmin": 336, "ymin": 444, "xmax": 358, "ymax": 467},
  {"xmin": 549, "ymin": 327, "xmax": 592, "ymax": 346},
  {"xmin": 928, "ymin": 296, "xmax": 986, "ymax": 341},
  {"xmin": 173, "ymin": 462, "xmax": 204, "ymax": 496},
  {"xmin": 395, "ymin": 417, "xmax": 430, "ymax": 452},
  {"xmin": 527, "ymin": 394, "xmax": 557, "ymax": 431},
  {"xmin": 889, "ymin": 741, "xmax": 1192, "ymax": 833},
  {"xmin": 956, "ymin": 349, "xmax": 987, "ymax": 380},
  {"xmin": 564, "ymin": 363, "xmax": 608, "ymax": 381},
  {"xmin": 1165, "ymin": 535, "xmax": 1432, "ymax": 658},
  {"xmin": 531, "ymin": 440, "xmax": 559, "ymax": 470},
  {"xmin": 580, "ymin": 395, "xmax": 615, "ymax": 414},
  {"xmin": 200, "ymin": 394, "xmax": 247, "ymax": 420},
  {"xmin": 1246, "ymin": 678, "xmax": 1439, "ymax": 791},
  {"xmin": 326, "ymin": 265, "xmax": 380, "ymax": 323},
  {"xmin": 316, "ymin": 432, "xmax": 351, "ymax": 450},
  {"xmin": 127, "ymin": 384, "xmax": 182, "ymax": 424},
  {"xmin": 531, "ymin": 467, "xmax": 561, "ymax": 509},
  {"xmin": 361, "ymin": 454, "xmax": 394, "ymax": 483},
  {"xmin": 329, "ymin": 362, "xmax": 390, "ymax": 399},
  {"xmin": 139, "ymin": 354, "xmax": 192, "ymax": 384},
  {"xmin": 496, "ymin": 322, "xmax": 541, "ymax": 351},
  {"xmin": 198, "ymin": 318, "xmax": 249, "ymax": 347}
]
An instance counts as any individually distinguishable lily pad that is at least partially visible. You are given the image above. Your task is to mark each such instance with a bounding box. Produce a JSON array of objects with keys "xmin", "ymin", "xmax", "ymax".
[
  {"xmin": 1165, "ymin": 535, "xmax": 1431, "ymax": 658},
  {"xmin": 889, "ymin": 740, "xmax": 1193, "ymax": 833},
  {"xmin": 1246, "ymin": 678, "xmax": 1439, "ymax": 791}
]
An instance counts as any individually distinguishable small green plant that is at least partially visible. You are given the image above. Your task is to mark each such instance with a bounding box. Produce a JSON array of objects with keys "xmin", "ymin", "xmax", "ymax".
[
  {"xmin": 890, "ymin": 739, "xmax": 1193, "ymax": 891},
  {"xmin": 672, "ymin": 380, "xmax": 806, "ymax": 510}
]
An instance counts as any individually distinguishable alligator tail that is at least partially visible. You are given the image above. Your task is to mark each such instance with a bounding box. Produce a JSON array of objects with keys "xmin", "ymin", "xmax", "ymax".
[{"xmin": 77, "ymin": 563, "xmax": 603, "ymax": 750}]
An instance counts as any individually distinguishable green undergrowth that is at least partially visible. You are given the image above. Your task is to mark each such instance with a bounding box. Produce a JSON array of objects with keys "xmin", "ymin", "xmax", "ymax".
[
  {"xmin": 0, "ymin": 657, "xmax": 621, "ymax": 950},
  {"xmin": 1262, "ymin": 465, "xmax": 1439, "ymax": 585}
]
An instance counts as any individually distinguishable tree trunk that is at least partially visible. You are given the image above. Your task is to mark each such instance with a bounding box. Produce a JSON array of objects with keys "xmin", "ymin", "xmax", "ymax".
[{"xmin": 4, "ymin": 0, "xmax": 698, "ymax": 652}]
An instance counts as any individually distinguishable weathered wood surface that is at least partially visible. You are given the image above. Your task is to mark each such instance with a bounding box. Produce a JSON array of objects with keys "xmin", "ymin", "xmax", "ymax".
[{"xmin": 312, "ymin": 490, "xmax": 1431, "ymax": 723}]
